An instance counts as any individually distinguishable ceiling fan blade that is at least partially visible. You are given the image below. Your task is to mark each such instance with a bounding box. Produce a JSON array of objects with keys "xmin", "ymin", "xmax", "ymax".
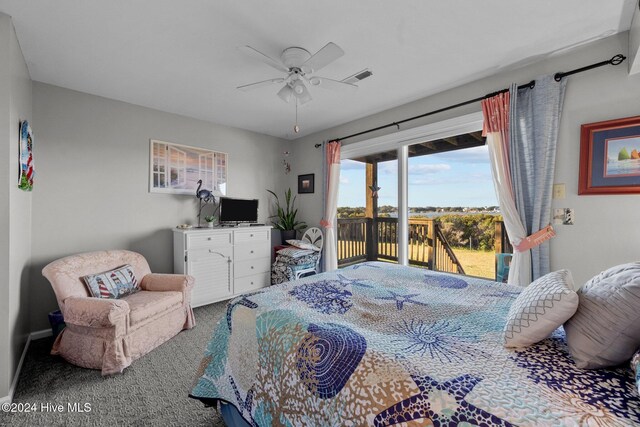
[
  {"xmin": 238, "ymin": 45, "xmax": 289, "ymax": 73},
  {"xmin": 307, "ymin": 76, "xmax": 357, "ymax": 92},
  {"xmin": 300, "ymin": 42, "xmax": 344, "ymax": 74},
  {"xmin": 237, "ymin": 78, "xmax": 285, "ymax": 91}
]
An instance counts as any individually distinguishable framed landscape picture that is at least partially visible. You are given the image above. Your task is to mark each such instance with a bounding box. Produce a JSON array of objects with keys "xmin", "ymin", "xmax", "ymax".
[
  {"xmin": 579, "ymin": 115, "xmax": 640, "ymax": 195},
  {"xmin": 149, "ymin": 140, "xmax": 227, "ymax": 195}
]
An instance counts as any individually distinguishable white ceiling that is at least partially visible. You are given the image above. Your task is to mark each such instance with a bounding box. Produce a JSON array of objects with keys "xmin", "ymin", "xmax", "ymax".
[{"xmin": 0, "ymin": 1, "xmax": 635, "ymax": 140}]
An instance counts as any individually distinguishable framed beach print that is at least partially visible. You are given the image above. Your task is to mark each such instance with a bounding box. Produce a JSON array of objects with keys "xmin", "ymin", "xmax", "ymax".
[
  {"xmin": 298, "ymin": 174, "xmax": 314, "ymax": 194},
  {"xmin": 579, "ymin": 115, "xmax": 640, "ymax": 195},
  {"xmin": 149, "ymin": 140, "xmax": 227, "ymax": 195}
]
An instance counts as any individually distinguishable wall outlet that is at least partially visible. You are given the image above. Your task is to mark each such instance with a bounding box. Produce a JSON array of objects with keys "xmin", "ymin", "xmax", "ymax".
[{"xmin": 553, "ymin": 183, "xmax": 566, "ymax": 199}]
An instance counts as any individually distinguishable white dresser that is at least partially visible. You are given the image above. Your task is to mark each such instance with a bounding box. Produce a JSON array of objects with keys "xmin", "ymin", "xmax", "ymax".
[{"xmin": 173, "ymin": 226, "xmax": 272, "ymax": 307}]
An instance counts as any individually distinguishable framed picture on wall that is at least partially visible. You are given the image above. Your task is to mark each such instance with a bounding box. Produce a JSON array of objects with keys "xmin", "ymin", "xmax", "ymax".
[
  {"xmin": 149, "ymin": 140, "xmax": 227, "ymax": 195},
  {"xmin": 298, "ymin": 174, "xmax": 314, "ymax": 194},
  {"xmin": 579, "ymin": 115, "xmax": 640, "ymax": 195}
]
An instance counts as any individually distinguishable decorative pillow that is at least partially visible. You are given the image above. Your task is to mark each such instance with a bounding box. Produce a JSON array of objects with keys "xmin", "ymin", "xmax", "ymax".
[
  {"xmin": 83, "ymin": 264, "xmax": 139, "ymax": 299},
  {"xmin": 632, "ymin": 349, "xmax": 640, "ymax": 395},
  {"xmin": 286, "ymin": 239, "xmax": 321, "ymax": 252},
  {"xmin": 503, "ymin": 269, "xmax": 578, "ymax": 348},
  {"xmin": 277, "ymin": 247, "xmax": 314, "ymax": 258},
  {"xmin": 564, "ymin": 262, "xmax": 640, "ymax": 369}
]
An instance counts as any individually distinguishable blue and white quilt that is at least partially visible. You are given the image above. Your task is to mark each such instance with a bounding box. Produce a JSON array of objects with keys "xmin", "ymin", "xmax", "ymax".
[{"xmin": 191, "ymin": 262, "xmax": 640, "ymax": 426}]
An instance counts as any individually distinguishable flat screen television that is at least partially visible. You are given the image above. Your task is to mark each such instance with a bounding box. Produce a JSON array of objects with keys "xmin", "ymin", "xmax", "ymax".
[{"xmin": 219, "ymin": 197, "xmax": 259, "ymax": 224}]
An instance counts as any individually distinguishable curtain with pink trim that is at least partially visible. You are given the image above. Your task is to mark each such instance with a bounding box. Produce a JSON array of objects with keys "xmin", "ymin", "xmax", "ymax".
[
  {"xmin": 482, "ymin": 93, "xmax": 531, "ymax": 286},
  {"xmin": 321, "ymin": 141, "xmax": 341, "ymax": 272}
]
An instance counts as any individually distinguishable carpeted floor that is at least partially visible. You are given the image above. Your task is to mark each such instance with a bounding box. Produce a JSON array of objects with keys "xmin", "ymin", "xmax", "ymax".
[{"xmin": 0, "ymin": 303, "xmax": 228, "ymax": 426}]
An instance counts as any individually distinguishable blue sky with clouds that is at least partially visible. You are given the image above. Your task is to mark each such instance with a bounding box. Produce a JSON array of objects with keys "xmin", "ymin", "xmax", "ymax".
[{"xmin": 338, "ymin": 145, "xmax": 498, "ymax": 207}]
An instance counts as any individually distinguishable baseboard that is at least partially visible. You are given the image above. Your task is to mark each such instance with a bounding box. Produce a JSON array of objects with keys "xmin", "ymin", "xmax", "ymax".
[
  {"xmin": 30, "ymin": 328, "xmax": 53, "ymax": 341},
  {"xmin": 0, "ymin": 329, "xmax": 53, "ymax": 404}
]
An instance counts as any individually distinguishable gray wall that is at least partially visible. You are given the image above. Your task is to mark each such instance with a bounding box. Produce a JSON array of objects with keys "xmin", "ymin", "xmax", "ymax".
[
  {"xmin": 30, "ymin": 82, "xmax": 289, "ymax": 331},
  {"xmin": 289, "ymin": 32, "xmax": 640, "ymax": 287},
  {"xmin": 0, "ymin": 12, "xmax": 32, "ymax": 399}
]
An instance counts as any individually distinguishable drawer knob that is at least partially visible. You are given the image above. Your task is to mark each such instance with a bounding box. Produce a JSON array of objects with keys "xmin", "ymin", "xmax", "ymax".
[
  {"xmin": 250, "ymin": 234, "xmax": 254, "ymax": 237},
  {"xmin": 251, "ymin": 266, "xmax": 254, "ymax": 269},
  {"xmin": 250, "ymin": 250, "xmax": 254, "ymax": 254},
  {"xmin": 207, "ymin": 237, "xmax": 212, "ymax": 241},
  {"xmin": 251, "ymin": 281, "xmax": 254, "ymax": 285}
]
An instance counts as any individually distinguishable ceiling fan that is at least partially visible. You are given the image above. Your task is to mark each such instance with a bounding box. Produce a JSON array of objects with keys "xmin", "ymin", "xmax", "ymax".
[{"xmin": 237, "ymin": 42, "xmax": 372, "ymax": 105}]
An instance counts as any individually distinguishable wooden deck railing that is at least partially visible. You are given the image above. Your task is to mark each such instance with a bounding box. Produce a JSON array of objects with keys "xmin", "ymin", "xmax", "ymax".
[{"xmin": 336, "ymin": 217, "xmax": 466, "ymax": 275}]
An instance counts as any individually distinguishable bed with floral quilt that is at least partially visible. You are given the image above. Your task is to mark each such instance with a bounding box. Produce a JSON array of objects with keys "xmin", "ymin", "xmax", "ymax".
[{"xmin": 190, "ymin": 262, "xmax": 640, "ymax": 426}]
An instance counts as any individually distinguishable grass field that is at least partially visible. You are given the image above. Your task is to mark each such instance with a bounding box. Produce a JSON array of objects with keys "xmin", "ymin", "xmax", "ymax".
[{"xmin": 449, "ymin": 247, "xmax": 495, "ymax": 279}]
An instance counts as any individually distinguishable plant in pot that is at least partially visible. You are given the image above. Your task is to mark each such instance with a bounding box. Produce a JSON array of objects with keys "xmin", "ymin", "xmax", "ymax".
[
  {"xmin": 204, "ymin": 215, "xmax": 217, "ymax": 228},
  {"xmin": 267, "ymin": 188, "xmax": 306, "ymax": 241}
]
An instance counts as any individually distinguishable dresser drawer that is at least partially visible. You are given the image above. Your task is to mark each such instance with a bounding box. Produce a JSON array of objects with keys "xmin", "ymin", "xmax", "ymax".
[
  {"xmin": 234, "ymin": 272, "xmax": 269, "ymax": 294},
  {"xmin": 234, "ymin": 257, "xmax": 270, "ymax": 278},
  {"xmin": 235, "ymin": 243, "xmax": 270, "ymax": 261},
  {"xmin": 234, "ymin": 229, "xmax": 269, "ymax": 244},
  {"xmin": 187, "ymin": 231, "xmax": 232, "ymax": 249}
]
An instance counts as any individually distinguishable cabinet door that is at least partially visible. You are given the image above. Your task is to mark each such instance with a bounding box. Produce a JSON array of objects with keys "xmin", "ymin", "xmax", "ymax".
[{"xmin": 187, "ymin": 247, "xmax": 233, "ymax": 307}]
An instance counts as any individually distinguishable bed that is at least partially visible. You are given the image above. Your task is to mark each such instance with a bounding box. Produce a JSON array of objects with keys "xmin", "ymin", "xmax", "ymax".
[{"xmin": 190, "ymin": 262, "xmax": 640, "ymax": 426}]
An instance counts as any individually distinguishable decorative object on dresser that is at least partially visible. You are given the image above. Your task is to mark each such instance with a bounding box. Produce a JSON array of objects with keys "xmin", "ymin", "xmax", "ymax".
[
  {"xmin": 267, "ymin": 188, "xmax": 306, "ymax": 241},
  {"xmin": 173, "ymin": 226, "xmax": 272, "ymax": 307},
  {"xmin": 204, "ymin": 215, "xmax": 217, "ymax": 228},
  {"xmin": 42, "ymin": 250, "xmax": 195, "ymax": 375},
  {"xmin": 149, "ymin": 139, "xmax": 227, "ymax": 195},
  {"xmin": 195, "ymin": 179, "xmax": 216, "ymax": 227}
]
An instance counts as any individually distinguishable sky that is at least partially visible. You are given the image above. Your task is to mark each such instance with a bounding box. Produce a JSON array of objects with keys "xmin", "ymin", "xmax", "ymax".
[{"xmin": 338, "ymin": 145, "xmax": 498, "ymax": 208}]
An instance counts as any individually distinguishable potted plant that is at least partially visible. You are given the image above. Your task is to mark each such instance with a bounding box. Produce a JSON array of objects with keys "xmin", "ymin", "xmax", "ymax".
[
  {"xmin": 204, "ymin": 215, "xmax": 217, "ymax": 228},
  {"xmin": 267, "ymin": 188, "xmax": 306, "ymax": 241}
]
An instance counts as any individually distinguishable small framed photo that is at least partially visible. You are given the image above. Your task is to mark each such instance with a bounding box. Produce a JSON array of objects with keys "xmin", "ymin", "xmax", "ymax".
[
  {"xmin": 579, "ymin": 115, "xmax": 640, "ymax": 195},
  {"xmin": 298, "ymin": 174, "xmax": 314, "ymax": 194}
]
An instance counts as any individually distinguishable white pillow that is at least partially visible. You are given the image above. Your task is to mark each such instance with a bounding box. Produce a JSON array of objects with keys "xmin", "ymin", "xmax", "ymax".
[
  {"xmin": 564, "ymin": 262, "xmax": 640, "ymax": 369},
  {"xmin": 286, "ymin": 239, "xmax": 321, "ymax": 252},
  {"xmin": 503, "ymin": 269, "xmax": 578, "ymax": 348}
]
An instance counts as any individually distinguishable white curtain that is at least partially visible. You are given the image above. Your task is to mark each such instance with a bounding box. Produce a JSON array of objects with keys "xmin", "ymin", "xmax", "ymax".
[
  {"xmin": 482, "ymin": 93, "xmax": 531, "ymax": 286},
  {"xmin": 321, "ymin": 141, "xmax": 341, "ymax": 272}
]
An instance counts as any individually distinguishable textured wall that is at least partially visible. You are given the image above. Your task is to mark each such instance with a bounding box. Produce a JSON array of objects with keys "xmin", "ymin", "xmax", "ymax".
[
  {"xmin": 30, "ymin": 82, "xmax": 290, "ymax": 330},
  {"xmin": 289, "ymin": 33, "xmax": 640, "ymax": 288},
  {"xmin": 0, "ymin": 12, "xmax": 32, "ymax": 400}
]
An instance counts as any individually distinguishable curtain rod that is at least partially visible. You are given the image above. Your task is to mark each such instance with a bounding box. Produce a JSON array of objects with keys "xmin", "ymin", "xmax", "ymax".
[{"xmin": 315, "ymin": 53, "xmax": 626, "ymax": 148}]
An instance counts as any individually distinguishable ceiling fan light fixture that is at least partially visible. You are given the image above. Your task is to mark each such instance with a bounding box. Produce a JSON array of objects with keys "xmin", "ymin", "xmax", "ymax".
[
  {"xmin": 292, "ymin": 79, "xmax": 306, "ymax": 94},
  {"xmin": 277, "ymin": 84, "xmax": 294, "ymax": 103},
  {"xmin": 291, "ymin": 80, "xmax": 312, "ymax": 104}
]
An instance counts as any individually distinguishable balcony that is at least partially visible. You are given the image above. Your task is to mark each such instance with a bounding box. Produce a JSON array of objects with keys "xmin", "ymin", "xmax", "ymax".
[{"xmin": 337, "ymin": 217, "xmax": 511, "ymax": 279}]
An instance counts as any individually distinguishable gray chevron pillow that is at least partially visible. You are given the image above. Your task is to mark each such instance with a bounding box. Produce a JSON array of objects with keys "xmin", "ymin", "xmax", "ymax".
[
  {"xmin": 564, "ymin": 262, "xmax": 640, "ymax": 369},
  {"xmin": 504, "ymin": 269, "xmax": 578, "ymax": 348}
]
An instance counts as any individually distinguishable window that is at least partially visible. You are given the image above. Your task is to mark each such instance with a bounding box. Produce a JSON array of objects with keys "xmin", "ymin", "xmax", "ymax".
[{"xmin": 337, "ymin": 113, "xmax": 508, "ymax": 279}]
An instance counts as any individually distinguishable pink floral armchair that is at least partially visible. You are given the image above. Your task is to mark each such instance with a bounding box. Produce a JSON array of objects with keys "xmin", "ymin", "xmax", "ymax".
[{"xmin": 42, "ymin": 250, "xmax": 195, "ymax": 375}]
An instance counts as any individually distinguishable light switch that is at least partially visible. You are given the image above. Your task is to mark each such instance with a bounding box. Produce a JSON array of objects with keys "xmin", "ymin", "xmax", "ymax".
[{"xmin": 553, "ymin": 183, "xmax": 566, "ymax": 199}]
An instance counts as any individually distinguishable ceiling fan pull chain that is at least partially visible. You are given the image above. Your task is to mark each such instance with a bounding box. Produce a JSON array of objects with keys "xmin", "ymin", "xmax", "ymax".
[{"xmin": 294, "ymin": 99, "xmax": 300, "ymax": 134}]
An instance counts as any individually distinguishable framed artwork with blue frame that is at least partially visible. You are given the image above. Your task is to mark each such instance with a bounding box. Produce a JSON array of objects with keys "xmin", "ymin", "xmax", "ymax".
[{"xmin": 579, "ymin": 115, "xmax": 640, "ymax": 195}]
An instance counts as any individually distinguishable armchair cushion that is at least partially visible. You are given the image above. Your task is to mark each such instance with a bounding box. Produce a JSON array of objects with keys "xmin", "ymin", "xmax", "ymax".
[
  {"xmin": 63, "ymin": 296, "xmax": 130, "ymax": 328},
  {"xmin": 122, "ymin": 291, "xmax": 183, "ymax": 327},
  {"xmin": 83, "ymin": 264, "xmax": 140, "ymax": 299}
]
